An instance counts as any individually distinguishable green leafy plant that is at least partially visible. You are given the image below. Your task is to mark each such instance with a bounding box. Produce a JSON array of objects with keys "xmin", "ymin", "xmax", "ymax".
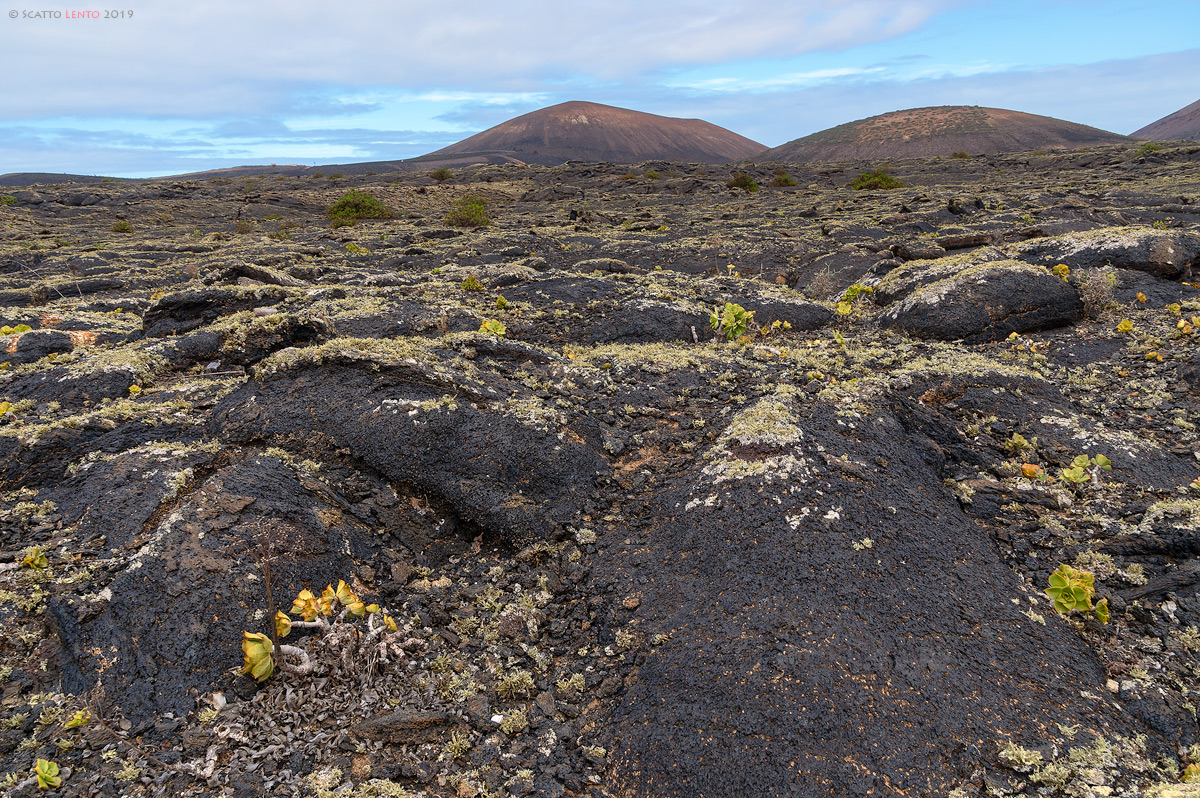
[
  {"xmin": 21, "ymin": 547, "xmax": 48, "ymax": 569},
  {"xmin": 1137, "ymin": 142, "xmax": 1164, "ymax": 156},
  {"xmin": 644, "ymin": 169, "xmax": 661, "ymax": 180},
  {"xmin": 1051, "ymin": 263, "xmax": 1070, "ymax": 281},
  {"xmin": 446, "ymin": 195, "xmax": 491, "ymax": 227},
  {"xmin": 770, "ymin": 167, "xmax": 798, "ymax": 187},
  {"xmin": 1, "ymin": 324, "xmax": 32, "ymax": 335},
  {"xmin": 1045, "ymin": 564, "xmax": 1108, "ymax": 623},
  {"xmin": 848, "ymin": 168, "xmax": 903, "ymax": 191},
  {"xmin": 1005, "ymin": 433, "xmax": 1031, "ymax": 453},
  {"xmin": 0, "ymin": 195, "xmax": 17, "ymax": 206},
  {"xmin": 1060, "ymin": 453, "xmax": 1111, "ymax": 486},
  {"xmin": 428, "ymin": 168, "xmax": 453, "ymax": 183},
  {"xmin": 710, "ymin": 302, "xmax": 754, "ymax": 341},
  {"xmin": 479, "ymin": 319, "xmax": 506, "ymax": 336},
  {"xmin": 35, "ymin": 759, "xmax": 61, "ymax": 789},
  {"xmin": 836, "ymin": 283, "xmax": 874, "ymax": 315},
  {"xmin": 726, "ymin": 173, "xmax": 759, "ymax": 193},
  {"xmin": 111, "ymin": 221, "xmax": 133, "ymax": 234},
  {"xmin": 344, "ymin": 243, "xmax": 371, "ymax": 254},
  {"xmin": 64, "ymin": 709, "xmax": 90, "ymax": 729},
  {"xmin": 325, "ymin": 190, "xmax": 395, "ymax": 226},
  {"xmin": 461, "ymin": 275, "xmax": 483, "ymax": 291}
]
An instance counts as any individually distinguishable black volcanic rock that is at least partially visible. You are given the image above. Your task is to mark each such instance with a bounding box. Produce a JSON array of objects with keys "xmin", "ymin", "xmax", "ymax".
[
  {"xmin": 877, "ymin": 260, "xmax": 1084, "ymax": 342},
  {"xmin": 0, "ymin": 142, "xmax": 1198, "ymax": 796}
]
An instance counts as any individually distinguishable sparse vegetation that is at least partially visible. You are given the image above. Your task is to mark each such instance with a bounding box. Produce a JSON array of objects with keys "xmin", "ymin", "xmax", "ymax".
[
  {"xmin": 325, "ymin": 190, "xmax": 395, "ymax": 226},
  {"xmin": 428, "ymin": 168, "xmax": 453, "ymax": 183},
  {"xmin": 726, "ymin": 173, "xmax": 759, "ymax": 193},
  {"xmin": 0, "ymin": 195, "xmax": 16, "ymax": 206},
  {"xmin": 445, "ymin": 194, "xmax": 491, "ymax": 227},
  {"xmin": 848, "ymin": 167, "xmax": 903, "ymax": 190},
  {"xmin": 710, "ymin": 302, "xmax": 754, "ymax": 341},
  {"xmin": 111, "ymin": 220, "xmax": 133, "ymax": 233},
  {"xmin": 770, "ymin": 168, "xmax": 798, "ymax": 187}
]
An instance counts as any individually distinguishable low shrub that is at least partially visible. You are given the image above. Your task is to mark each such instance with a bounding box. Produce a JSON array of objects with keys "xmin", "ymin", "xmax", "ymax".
[
  {"xmin": 446, "ymin": 195, "xmax": 491, "ymax": 227},
  {"xmin": 726, "ymin": 173, "xmax": 759, "ymax": 193},
  {"xmin": 111, "ymin": 220, "xmax": 133, "ymax": 233},
  {"xmin": 849, "ymin": 168, "xmax": 903, "ymax": 191},
  {"xmin": 325, "ymin": 190, "xmax": 394, "ymax": 226},
  {"xmin": 428, "ymin": 168, "xmax": 453, "ymax": 183}
]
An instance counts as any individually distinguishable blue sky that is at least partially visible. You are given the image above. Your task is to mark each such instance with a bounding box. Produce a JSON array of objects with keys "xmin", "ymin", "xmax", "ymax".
[{"xmin": 1, "ymin": 0, "xmax": 1197, "ymax": 177}]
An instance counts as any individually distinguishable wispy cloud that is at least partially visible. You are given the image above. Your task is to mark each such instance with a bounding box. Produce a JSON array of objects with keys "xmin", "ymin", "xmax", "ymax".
[{"xmin": 0, "ymin": 0, "xmax": 958, "ymax": 118}]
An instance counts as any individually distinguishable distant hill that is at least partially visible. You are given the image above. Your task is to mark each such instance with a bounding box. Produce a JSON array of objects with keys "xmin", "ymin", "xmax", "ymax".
[
  {"xmin": 763, "ymin": 106, "xmax": 1130, "ymax": 162},
  {"xmin": 1132, "ymin": 99, "xmax": 1200, "ymax": 140},
  {"xmin": 420, "ymin": 101, "xmax": 766, "ymax": 166}
]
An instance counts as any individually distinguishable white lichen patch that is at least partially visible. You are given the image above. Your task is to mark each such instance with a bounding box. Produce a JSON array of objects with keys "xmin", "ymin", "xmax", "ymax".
[{"xmin": 698, "ymin": 390, "xmax": 813, "ymax": 485}]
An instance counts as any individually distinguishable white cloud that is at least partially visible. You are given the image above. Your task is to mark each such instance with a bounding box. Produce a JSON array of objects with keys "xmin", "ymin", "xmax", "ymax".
[{"xmin": 0, "ymin": 0, "xmax": 957, "ymax": 118}]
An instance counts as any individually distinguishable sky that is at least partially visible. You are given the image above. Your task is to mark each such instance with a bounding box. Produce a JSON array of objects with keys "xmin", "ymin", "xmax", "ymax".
[{"xmin": 1, "ymin": 0, "xmax": 1197, "ymax": 177}]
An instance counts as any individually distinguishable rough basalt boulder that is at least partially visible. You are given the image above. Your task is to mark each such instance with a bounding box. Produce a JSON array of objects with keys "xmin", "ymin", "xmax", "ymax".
[
  {"xmin": 598, "ymin": 391, "xmax": 1141, "ymax": 798},
  {"xmin": 878, "ymin": 260, "xmax": 1083, "ymax": 342},
  {"xmin": 1013, "ymin": 226, "xmax": 1200, "ymax": 280},
  {"xmin": 213, "ymin": 340, "xmax": 608, "ymax": 545}
]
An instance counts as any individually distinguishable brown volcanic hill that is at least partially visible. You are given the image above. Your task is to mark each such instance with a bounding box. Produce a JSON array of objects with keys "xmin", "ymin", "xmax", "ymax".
[
  {"xmin": 1133, "ymin": 98, "xmax": 1200, "ymax": 140},
  {"xmin": 421, "ymin": 100, "xmax": 766, "ymax": 165},
  {"xmin": 764, "ymin": 106, "xmax": 1130, "ymax": 161}
]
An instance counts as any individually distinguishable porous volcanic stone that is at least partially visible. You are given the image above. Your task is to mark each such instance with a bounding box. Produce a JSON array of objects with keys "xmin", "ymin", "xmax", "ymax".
[
  {"xmin": 878, "ymin": 260, "xmax": 1083, "ymax": 342},
  {"xmin": 1013, "ymin": 226, "xmax": 1200, "ymax": 280}
]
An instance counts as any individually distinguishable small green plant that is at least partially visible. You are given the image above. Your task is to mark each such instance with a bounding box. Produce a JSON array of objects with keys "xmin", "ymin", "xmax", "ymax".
[
  {"xmin": 1045, "ymin": 564, "xmax": 1108, "ymax": 623},
  {"xmin": 1, "ymin": 324, "xmax": 32, "ymax": 335},
  {"xmin": 1005, "ymin": 433, "xmax": 1031, "ymax": 453},
  {"xmin": 644, "ymin": 169, "xmax": 661, "ymax": 180},
  {"xmin": 1137, "ymin": 142, "xmax": 1164, "ymax": 156},
  {"xmin": 325, "ymin": 190, "xmax": 395, "ymax": 225},
  {"xmin": 1060, "ymin": 453, "xmax": 1111, "ymax": 486},
  {"xmin": 478, "ymin": 319, "xmax": 506, "ymax": 336},
  {"xmin": 35, "ymin": 758, "xmax": 61, "ymax": 789},
  {"xmin": 461, "ymin": 275, "xmax": 483, "ymax": 291},
  {"xmin": 428, "ymin": 168, "xmax": 453, "ymax": 183},
  {"xmin": 769, "ymin": 168, "xmax": 798, "ymax": 187},
  {"xmin": 0, "ymin": 195, "xmax": 16, "ymax": 206},
  {"xmin": 344, "ymin": 242, "xmax": 370, "ymax": 254},
  {"xmin": 1116, "ymin": 318, "xmax": 1134, "ymax": 333},
  {"xmin": 836, "ymin": 283, "xmax": 874, "ymax": 315},
  {"xmin": 21, "ymin": 547, "xmax": 48, "ymax": 570},
  {"xmin": 848, "ymin": 168, "xmax": 902, "ymax": 190},
  {"xmin": 710, "ymin": 302, "xmax": 754, "ymax": 341},
  {"xmin": 1051, "ymin": 263, "xmax": 1070, "ymax": 281},
  {"xmin": 726, "ymin": 173, "xmax": 759, "ymax": 193},
  {"xmin": 495, "ymin": 296, "xmax": 509, "ymax": 310},
  {"xmin": 111, "ymin": 220, "xmax": 133, "ymax": 234},
  {"xmin": 64, "ymin": 709, "xmax": 89, "ymax": 729},
  {"xmin": 950, "ymin": 151, "xmax": 970, "ymax": 159},
  {"xmin": 234, "ymin": 220, "xmax": 253, "ymax": 234},
  {"xmin": 445, "ymin": 195, "xmax": 491, "ymax": 227}
]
